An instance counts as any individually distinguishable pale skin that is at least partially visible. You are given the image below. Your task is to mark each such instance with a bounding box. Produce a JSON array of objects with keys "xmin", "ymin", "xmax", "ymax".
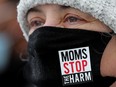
[{"xmin": 27, "ymin": 4, "xmax": 116, "ymax": 86}]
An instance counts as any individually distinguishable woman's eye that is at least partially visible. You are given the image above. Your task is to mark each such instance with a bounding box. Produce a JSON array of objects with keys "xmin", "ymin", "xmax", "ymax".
[
  {"xmin": 29, "ymin": 18, "xmax": 44, "ymax": 28},
  {"xmin": 64, "ymin": 14, "xmax": 85, "ymax": 25}
]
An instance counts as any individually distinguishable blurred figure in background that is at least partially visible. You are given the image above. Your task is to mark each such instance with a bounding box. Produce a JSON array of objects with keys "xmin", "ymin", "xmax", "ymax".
[
  {"xmin": 0, "ymin": 0, "xmax": 28, "ymax": 87},
  {"xmin": 0, "ymin": 33, "xmax": 12, "ymax": 73}
]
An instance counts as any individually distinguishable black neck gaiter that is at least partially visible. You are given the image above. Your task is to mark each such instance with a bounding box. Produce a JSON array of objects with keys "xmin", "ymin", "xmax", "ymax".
[{"xmin": 26, "ymin": 26, "xmax": 115, "ymax": 87}]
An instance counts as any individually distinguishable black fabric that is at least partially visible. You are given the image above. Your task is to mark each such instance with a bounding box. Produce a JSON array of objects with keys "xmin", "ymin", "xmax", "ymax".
[
  {"xmin": 0, "ymin": 52, "xmax": 27, "ymax": 87},
  {"xmin": 26, "ymin": 26, "xmax": 115, "ymax": 87}
]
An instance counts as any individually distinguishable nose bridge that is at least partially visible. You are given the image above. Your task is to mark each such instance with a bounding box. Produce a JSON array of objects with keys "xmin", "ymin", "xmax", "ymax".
[{"xmin": 43, "ymin": 12, "xmax": 62, "ymax": 27}]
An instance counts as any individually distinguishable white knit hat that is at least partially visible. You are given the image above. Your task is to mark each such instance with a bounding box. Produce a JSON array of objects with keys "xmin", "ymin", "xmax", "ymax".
[{"xmin": 17, "ymin": 0, "xmax": 116, "ymax": 41}]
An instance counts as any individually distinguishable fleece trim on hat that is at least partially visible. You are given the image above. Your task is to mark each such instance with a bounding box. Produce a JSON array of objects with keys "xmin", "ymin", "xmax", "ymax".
[{"xmin": 17, "ymin": 0, "xmax": 116, "ymax": 41}]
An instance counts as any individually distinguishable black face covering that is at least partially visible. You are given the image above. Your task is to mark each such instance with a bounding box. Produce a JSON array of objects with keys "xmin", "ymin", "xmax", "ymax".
[{"xmin": 26, "ymin": 26, "xmax": 115, "ymax": 87}]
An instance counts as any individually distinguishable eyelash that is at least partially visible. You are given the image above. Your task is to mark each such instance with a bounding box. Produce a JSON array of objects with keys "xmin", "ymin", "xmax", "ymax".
[
  {"xmin": 63, "ymin": 14, "xmax": 83, "ymax": 25},
  {"xmin": 29, "ymin": 17, "xmax": 45, "ymax": 28},
  {"xmin": 29, "ymin": 14, "xmax": 85, "ymax": 28}
]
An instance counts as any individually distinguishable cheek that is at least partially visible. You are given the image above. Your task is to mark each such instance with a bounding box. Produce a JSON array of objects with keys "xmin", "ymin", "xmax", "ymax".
[
  {"xmin": 29, "ymin": 26, "xmax": 40, "ymax": 35},
  {"xmin": 68, "ymin": 20, "xmax": 112, "ymax": 32},
  {"xmin": 29, "ymin": 28, "xmax": 35, "ymax": 35},
  {"xmin": 64, "ymin": 21, "xmax": 87, "ymax": 29},
  {"xmin": 88, "ymin": 20, "xmax": 112, "ymax": 32}
]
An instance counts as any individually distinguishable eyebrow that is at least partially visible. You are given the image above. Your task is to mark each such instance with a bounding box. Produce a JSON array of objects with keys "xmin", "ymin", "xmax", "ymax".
[
  {"xmin": 27, "ymin": 5, "xmax": 71, "ymax": 15},
  {"xmin": 60, "ymin": 5, "xmax": 70, "ymax": 9},
  {"xmin": 27, "ymin": 7, "xmax": 41, "ymax": 14}
]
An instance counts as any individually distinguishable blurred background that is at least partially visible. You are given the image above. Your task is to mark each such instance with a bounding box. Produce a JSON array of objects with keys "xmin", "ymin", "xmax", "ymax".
[{"xmin": 0, "ymin": 0, "xmax": 28, "ymax": 87}]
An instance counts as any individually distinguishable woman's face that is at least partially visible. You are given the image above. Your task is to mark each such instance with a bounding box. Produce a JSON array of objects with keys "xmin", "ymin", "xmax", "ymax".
[
  {"xmin": 26, "ymin": 4, "xmax": 116, "ymax": 79},
  {"xmin": 27, "ymin": 4, "xmax": 112, "ymax": 35}
]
